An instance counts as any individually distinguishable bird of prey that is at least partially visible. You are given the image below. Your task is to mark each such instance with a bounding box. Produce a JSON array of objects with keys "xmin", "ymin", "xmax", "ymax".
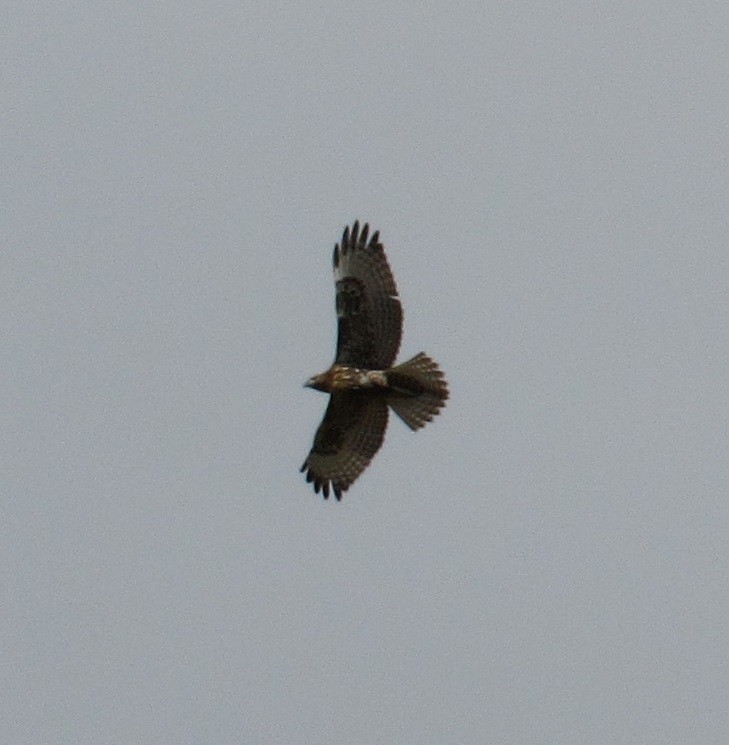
[{"xmin": 301, "ymin": 221, "xmax": 448, "ymax": 500}]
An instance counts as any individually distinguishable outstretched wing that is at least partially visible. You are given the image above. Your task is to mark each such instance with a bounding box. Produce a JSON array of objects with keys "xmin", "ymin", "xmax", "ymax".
[
  {"xmin": 300, "ymin": 393, "xmax": 389, "ymax": 500},
  {"xmin": 333, "ymin": 221, "xmax": 402, "ymax": 369}
]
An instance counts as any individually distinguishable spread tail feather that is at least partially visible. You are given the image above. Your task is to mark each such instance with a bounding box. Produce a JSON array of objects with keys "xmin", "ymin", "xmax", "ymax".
[{"xmin": 386, "ymin": 352, "xmax": 449, "ymax": 431}]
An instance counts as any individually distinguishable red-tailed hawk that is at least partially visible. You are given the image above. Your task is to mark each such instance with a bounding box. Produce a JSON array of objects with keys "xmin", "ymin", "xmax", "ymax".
[{"xmin": 301, "ymin": 221, "xmax": 448, "ymax": 500}]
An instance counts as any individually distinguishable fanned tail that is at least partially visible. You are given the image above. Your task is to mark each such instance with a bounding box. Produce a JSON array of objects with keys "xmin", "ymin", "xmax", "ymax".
[{"xmin": 386, "ymin": 352, "xmax": 449, "ymax": 431}]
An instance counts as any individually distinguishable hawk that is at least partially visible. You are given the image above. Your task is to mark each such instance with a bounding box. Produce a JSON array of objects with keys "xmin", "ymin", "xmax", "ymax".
[{"xmin": 301, "ymin": 221, "xmax": 448, "ymax": 500}]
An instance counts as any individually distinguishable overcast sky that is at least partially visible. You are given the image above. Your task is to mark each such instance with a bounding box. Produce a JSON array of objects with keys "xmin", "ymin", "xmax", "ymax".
[{"xmin": 4, "ymin": 2, "xmax": 729, "ymax": 744}]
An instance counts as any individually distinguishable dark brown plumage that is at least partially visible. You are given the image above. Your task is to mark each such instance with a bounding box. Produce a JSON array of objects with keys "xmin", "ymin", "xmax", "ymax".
[{"xmin": 301, "ymin": 221, "xmax": 448, "ymax": 500}]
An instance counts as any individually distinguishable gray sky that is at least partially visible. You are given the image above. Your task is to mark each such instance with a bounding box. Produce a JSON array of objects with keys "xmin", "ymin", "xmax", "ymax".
[{"xmin": 4, "ymin": 2, "xmax": 729, "ymax": 743}]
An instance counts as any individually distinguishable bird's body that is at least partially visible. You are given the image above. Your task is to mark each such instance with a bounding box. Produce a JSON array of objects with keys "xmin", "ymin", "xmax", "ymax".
[
  {"xmin": 306, "ymin": 365, "xmax": 389, "ymax": 393},
  {"xmin": 301, "ymin": 221, "xmax": 448, "ymax": 500}
]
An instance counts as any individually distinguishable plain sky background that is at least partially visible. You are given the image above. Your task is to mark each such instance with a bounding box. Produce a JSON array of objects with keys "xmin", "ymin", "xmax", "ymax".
[{"xmin": 4, "ymin": 2, "xmax": 729, "ymax": 743}]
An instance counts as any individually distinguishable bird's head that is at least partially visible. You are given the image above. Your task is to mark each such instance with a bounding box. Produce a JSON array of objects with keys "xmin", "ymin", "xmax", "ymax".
[{"xmin": 304, "ymin": 369, "xmax": 332, "ymax": 393}]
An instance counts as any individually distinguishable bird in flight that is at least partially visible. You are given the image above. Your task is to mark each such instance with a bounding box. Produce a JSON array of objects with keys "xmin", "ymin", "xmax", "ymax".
[{"xmin": 301, "ymin": 221, "xmax": 448, "ymax": 500}]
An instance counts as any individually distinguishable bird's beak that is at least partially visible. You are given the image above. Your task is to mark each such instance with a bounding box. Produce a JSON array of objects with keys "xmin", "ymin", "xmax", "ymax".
[{"xmin": 303, "ymin": 377, "xmax": 314, "ymax": 389}]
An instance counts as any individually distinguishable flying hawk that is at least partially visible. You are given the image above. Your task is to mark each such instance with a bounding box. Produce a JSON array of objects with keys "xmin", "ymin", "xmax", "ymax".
[{"xmin": 301, "ymin": 221, "xmax": 448, "ymax": 500}]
